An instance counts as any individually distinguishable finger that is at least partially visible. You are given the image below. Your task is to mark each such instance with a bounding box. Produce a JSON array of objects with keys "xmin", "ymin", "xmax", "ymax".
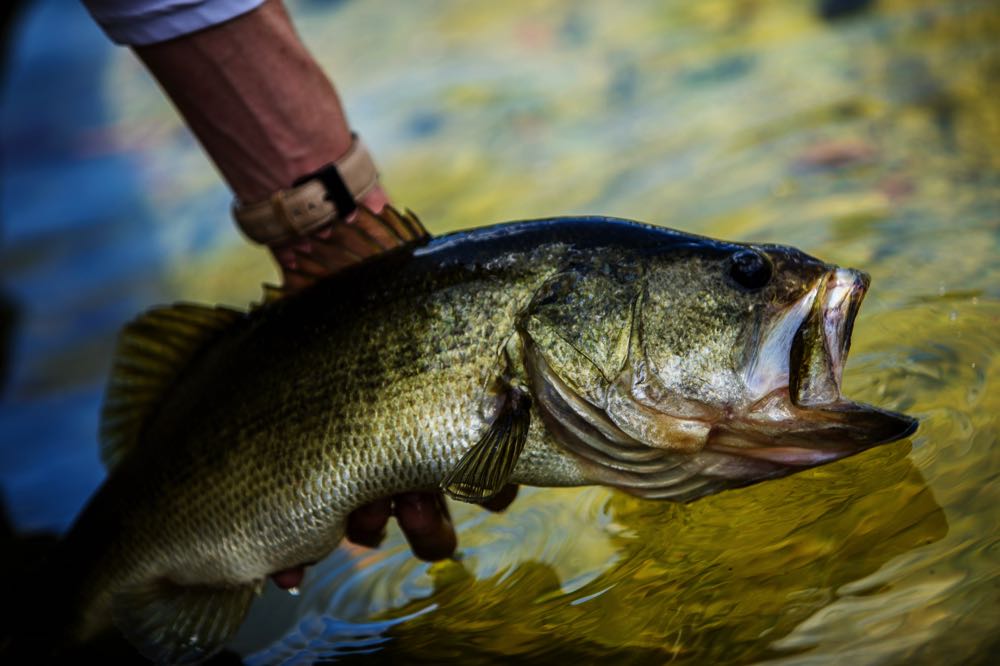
[
  {"xmin": 479, "ymin": 483, "xmax": 519, "ymax": 513},
  {"xmin": 393, "ymin": 492, "xmax": 457, "ymax": 562},
  {"xmin": 345, "ymin": 498, "xmax": 392, "ymax": 548},
  {"xmin": 271, "ymin": 566, "xmax": 305, "ymax": 590}
]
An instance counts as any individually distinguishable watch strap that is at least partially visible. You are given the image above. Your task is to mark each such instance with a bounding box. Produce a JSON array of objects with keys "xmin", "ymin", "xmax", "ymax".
[{"xmin": 232, "ymin": 135, "xmax": 379, "ymax": 246}]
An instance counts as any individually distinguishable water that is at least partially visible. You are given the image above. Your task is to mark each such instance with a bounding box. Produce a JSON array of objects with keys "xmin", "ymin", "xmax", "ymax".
[{"xmin": 1, "ymin": 0, "xmax": 998, "ymax": 663}]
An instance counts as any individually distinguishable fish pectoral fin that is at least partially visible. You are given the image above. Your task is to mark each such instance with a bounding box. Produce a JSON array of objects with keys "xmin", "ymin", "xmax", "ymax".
[
  {"xmin": 441, "ymin": 386, "xmax": 532, "ymax": 503},
  {"xmin": 112, "ymin": 578, "xmax": 259, "ymax": 664}
]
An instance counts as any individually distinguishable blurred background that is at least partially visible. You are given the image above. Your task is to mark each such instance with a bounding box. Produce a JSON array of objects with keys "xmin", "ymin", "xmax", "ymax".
[{"xmin": 1, "ymin": 0, "xmax": 998, "ymax": 663}]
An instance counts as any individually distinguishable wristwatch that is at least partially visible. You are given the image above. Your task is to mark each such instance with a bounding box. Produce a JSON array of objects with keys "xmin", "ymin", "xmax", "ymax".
[{"xmin": 231, "ymin": 134, "xmax": 379, "ymax": 246}]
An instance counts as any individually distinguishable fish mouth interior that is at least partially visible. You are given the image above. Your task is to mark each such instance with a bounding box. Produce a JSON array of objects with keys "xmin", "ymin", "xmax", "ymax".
[
  {"xmin": 788, "ymin": 267, "xmax": 870, "ymax": 408},
  {"xmin": 714, "ymin": 267, "xmax": 917, "ymax": 471}
]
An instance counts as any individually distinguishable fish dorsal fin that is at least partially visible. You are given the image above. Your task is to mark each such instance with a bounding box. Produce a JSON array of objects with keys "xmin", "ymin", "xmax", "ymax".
[
  {"xmin": 112, "ymin": 578, "xmax": 259, "ymax": 664},
  {"xmin": 275, "ymin": 205, "xmax": 431, "ymax": 295},
  {"xmin": 99, "ymin": 303, "xmax": 244, "ymax": 470}
]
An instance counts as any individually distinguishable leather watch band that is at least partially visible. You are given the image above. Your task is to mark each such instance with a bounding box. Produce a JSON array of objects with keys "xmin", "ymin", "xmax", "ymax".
[{"xmin": 232, "ymin": 135, "xmax": 379, "ymax": 246}]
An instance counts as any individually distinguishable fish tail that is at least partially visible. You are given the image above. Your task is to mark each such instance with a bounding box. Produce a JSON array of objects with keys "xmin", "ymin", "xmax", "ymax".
[
  {"xmin": 112, "ymin": 577, "xmax": 261, "ymax": 664},
  {"xmin": 3, "ymin": 539, "xmax": 260, "ymax": 663}
]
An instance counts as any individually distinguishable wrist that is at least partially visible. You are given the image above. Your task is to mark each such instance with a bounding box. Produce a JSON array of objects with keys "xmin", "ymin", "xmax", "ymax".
[
  {"xmin": 251, "ymin": 126, "xmax": 355, "ymax": 205},
  {"xmin": 234, "ymin": 136, "xmax": 396, "ymax": 290},
  {"xmin": 232, "ymin": 134, "xmax": 383, "ymax": 246}
]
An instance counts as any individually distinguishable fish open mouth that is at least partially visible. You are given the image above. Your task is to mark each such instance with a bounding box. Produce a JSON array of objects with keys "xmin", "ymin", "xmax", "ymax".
[
  {"xmin": 523, "ymin": 264, "xmax": 917, "ymax": 501},
  {"xmin": 714, "ymin": 268, "xmax": 917, "ymax": 469},
  {"xmin": 789, "ymin": 268, "xmax": 869, "ymax": 408}
]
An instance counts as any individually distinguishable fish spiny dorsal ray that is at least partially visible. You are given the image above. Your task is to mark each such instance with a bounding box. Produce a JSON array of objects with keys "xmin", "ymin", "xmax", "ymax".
[
  {"xmin": 99, "ymin": 303, "xmax": 245, "ymax": 470},
  {"xmin": 260, "ymin": 205, "xmax": 432, "ymax": 300},
  {"xmin": 376, "ymin": 205, "xmax": 431, "ymax": 243}
]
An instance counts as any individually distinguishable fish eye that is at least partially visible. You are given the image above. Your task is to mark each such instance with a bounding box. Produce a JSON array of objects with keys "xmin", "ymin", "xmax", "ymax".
[{"xmin": 728, "ymin": 249, "xmax": 773, "ymax": 290}]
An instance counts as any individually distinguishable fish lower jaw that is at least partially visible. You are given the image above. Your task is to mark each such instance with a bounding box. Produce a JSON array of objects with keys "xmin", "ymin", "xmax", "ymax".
[
  {"xmin": 706, "ymin": 391, "xmax": 858, "ymax": 469},
  {"xmin": 706, "ymin": 437, "xmax": 852, "ymax": 468}
]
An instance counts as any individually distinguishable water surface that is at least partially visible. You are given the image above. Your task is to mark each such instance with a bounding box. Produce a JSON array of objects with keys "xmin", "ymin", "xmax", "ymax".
[{"xmin": 1, "ymin": 0, "xmax": 997, "ymax": 663}]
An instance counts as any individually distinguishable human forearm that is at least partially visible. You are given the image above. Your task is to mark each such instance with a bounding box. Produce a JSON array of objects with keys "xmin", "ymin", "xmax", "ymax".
[
  {"xmin": 96, "ymin": 0, "xmax": 480, "ymax": 565},
  {"xmin": 133, "ymin": 0, "xmax": 354, "ymax": 204}
]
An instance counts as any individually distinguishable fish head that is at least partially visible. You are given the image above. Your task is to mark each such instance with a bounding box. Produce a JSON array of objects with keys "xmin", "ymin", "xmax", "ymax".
[{"xmin": 521, "ymin": 237, "xmax": 916, "ymax": 500}]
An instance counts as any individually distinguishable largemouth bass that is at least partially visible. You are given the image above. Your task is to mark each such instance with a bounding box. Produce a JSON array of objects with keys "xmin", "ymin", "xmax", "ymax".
[{"xmin": 40, "ymin": 208, "xmax": 916, "ymax": 662}]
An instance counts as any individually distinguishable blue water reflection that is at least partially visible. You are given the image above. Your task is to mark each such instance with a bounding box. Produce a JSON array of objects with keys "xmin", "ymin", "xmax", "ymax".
[{"xmin": 3, "ymin": 1, "xmax": 174, "ymax": 531}]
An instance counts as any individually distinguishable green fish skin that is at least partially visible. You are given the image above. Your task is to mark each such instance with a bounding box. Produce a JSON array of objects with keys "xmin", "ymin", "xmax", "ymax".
[{"xmin": 42, "ymin": 213, "xmax": 916, "ymax": 663}]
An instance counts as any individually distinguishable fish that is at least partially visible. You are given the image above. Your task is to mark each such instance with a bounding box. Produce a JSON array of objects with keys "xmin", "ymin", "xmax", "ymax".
[{"xmin": 26, "ymin": 207, "xmax": 916, "ymax": 663}]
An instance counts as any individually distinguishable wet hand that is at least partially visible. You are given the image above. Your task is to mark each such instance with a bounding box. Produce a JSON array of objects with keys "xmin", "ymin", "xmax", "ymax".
[
  {"xmin": 347, "ymin": 486, "xmax": 520, "ymax": 561},
  {"xmin": 271, "ymin": 185, "xmax": 395, "ymax": 291}
]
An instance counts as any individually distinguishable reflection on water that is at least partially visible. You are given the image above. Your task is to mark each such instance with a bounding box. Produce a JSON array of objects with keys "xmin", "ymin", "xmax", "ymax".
[
  {"xmin": 246, "ymin": 448, "xmax": 947, "ymax": 665},
  {"xmin": 1, "ymin": 0, "xmax": 998, "ymax": 663}
]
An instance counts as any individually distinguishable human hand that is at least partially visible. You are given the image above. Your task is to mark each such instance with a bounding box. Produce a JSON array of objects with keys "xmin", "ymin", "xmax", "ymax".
[
  {"xmin": 271, "ymin": 485, "xmax": 518, "ymax": 590},
  {"xmin": 347, "ymin": 484, "xmax": 519, "ymax": 561},
  {"xmin": 270, "ymin": 184, "xmax": 396, "ymax": 291}
]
